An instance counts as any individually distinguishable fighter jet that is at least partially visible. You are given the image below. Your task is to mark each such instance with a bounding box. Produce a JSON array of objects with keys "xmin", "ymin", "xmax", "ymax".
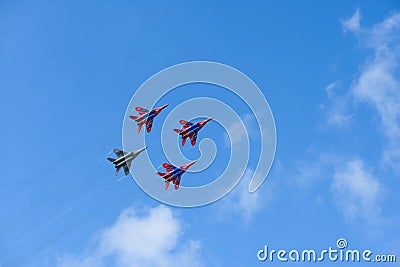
[
  {"xmin": 173, "ymin": 117, "xmax": 213, "ymax": 146},
  {"xmin": 157, "ymin": 161, "xmax": 196, "ymax": 190},
  {"xmin": 129, "ymin": 104, "xmax": 168, "ymax": 133},
  {"xmin": 107, "ymin": 147, "xmax": 147, "ymax": 175}
]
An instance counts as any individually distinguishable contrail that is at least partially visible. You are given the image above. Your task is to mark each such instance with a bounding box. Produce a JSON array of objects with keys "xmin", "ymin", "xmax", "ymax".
[
  {"xmin": 16, "ymin": 143, "xmax": 196, "ymax": 248},
  {"xmin": 7, "ymin": 167, "xmax": 129, "ymax": 252}
]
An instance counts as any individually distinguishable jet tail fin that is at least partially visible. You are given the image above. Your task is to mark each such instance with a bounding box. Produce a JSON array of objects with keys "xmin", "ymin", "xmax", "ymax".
[
  {"xmin": 173, "ymin": 128, "xmax": 181, "ymax": 133},
  {"xmin": 107, "ymin": 157, "xmax": 116, "ymax": 163},
  {"xmin": 130, "ymin": 115, "xmax": 138, "ymax": 120},
  {"xmin": 157, "ymin": 172, "xmax": 167, "ymax": 176}
]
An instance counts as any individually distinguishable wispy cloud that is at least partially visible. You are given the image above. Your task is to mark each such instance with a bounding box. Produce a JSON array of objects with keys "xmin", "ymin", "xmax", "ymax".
[
  {"xmin": 224, "ymin": 114, "xmax": 253, "ymax": 145},
  {"xmin": 341, "ymin": 9, "xmax": 362, "ymax": 33},
  {"xmin": 217, "ymin": 168, "xmax": 277, "ymax": 222},
  {"xmin": 289, "ymin": 151, "xmax": 384, "ymax": 226},
  {"xmin": 320, "ymin": 80, "xmax": 353, "ymax": 126},
  {"xmin": 291, "ymin": 153, "xmax": 330, "ymax": 188},
  {"xmin": 325, "ymin": 81, "xmax": 341, "ymax": 98},
  {"xmin": 230, "ymin": 169, "xmax": 260, "ymax": 220},
  {"xmin": 331, "ymin": 158, "xmax": 383, "ymax": 223},
  {"xmin": 351, "ymin": 13, "xmax": 400, "ymax": 167},
  {"xmin": 57, "ymin": 205, "xmax": 203, "ymax": 267},
  {"xmin": 297, "ymin": 10, "xmax": 400, "ymax": 238},
  {"xmin": 325, "ymin": 11, "xmax": 400, "ymax": 168},
  {"xmin": 349, "ymin": 11, "xmax": 400, "ymax": 167}
]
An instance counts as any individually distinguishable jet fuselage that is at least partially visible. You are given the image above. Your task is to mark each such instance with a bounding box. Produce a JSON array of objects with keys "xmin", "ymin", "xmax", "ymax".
[
  {"xmin": 134, "ymin": 110, "xmax": 155, "ymax": 125},
  {"xmin": 180, "ymin": 123, "xmax": 201, "ymax": 137},
  {"xmin": 108, "ymin": 147, "xmax": 147, "ymax": 175},
  {"xmin": 114, "ymin": 154, "xmax": 135, "ymax": 168}
]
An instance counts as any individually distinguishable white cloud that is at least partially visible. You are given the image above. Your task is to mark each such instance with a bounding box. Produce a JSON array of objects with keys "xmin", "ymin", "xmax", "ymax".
[
  {"xmin": 217, "ymin": 168, "xmax": 277, "ymax": 222},
  {"xmin": 328, "ymin": 11, "xmax": 400, "ymax": 167},
  {"xmin": 290, "ymin": 10, "xmax": 399, "ymax": 237},
  {"xmin": 342, "ymin": 9, "xmax": 362, "ymax": 33},
  {"xmin": 57, "ymin": 205, "xmax": 202, "ymax": 267},
  {"xmin": 326, "ymin": 107, "xmax": 353, "ymax": 126},
  {"xmin": 321, "ymin": 81, "xmax": 353, "ymax": 126},
  {"xmin": 290, "ymin": 151, "xmax": 384, "ymax": 225},
  {"xmin": 292, "ymin": 155, "xmax": 327, "ymax": 188},
  {"xmin": 231, "ymin": 169, "xmax": 260, "ymax": 220},
  {"xmin": 325, "ymin": 81, "xmax": 340, "ymax": 98},
  {"xmin": 367, "ymin": 12, "xmax": 400, "ymax": 51},
  {"xmin": 349, "ymin": 11, "xmax": 400, "ymax": 167},
  {"xmin": 332, "ymin": 159, "xmax": 382, "ymax": 223},
  {"xmin": 353, "ymin": 58, "xmax": 400, "ymax": 137},
  {"xmin": 225, "ymin": 114, "xmax": 253, "ymax": 145},
  {"xmin": 217, "ymin": 169, "xmax": 259, "ymax": 222}
]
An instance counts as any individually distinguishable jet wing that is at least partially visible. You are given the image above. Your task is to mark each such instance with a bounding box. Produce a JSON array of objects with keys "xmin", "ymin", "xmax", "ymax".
[
  {"xmin": 179, "ymin": 120, "xmax": 193, "ymax": 128},
  {"xmin": 137, "ymin": 121, "xmax": 145, "ymax": 133},
  {"xmin": 172, "ymin": 176, "xmax": 181, "ymax": 190},
  {"xmin": 135, "ymin": 106, "xmax": 149, "ymax": 115},
  {"xmin": 123, "ymin": 165, "xmax": 130, "ymax": 175},
  {"xmin": 123, "ymin": 161, "xmax": 132, "ymax": 176},
  {"xmin": 163, "ymin": 175, "xmax": 175, "ymax": 190},
  {"xmin": 162, "ymin": 163, "xmax": 176, "ymax": 173},
  {"xmin": 146, "ymin": 119, "xmax": 154, "ymax": 133},
  {"xmin": 113, "ymin": 148, "xmax": 126, "ymax": 157},
  {"xmin": 160, "ymin": 173, "xmax": 181, "ymax": 190},
  {"xmin": 189, "ymin": 132, "xmax": 198, "ymax": 146},
  {"xmin": 181, "ymin": 136, "xmax": 188, "ymax": 146}
]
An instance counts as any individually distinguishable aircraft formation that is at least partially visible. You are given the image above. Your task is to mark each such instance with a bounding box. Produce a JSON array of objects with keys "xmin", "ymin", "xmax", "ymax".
[{"xmin": 109, "ymin": 104, "xmax": 212, "ymax": 190}]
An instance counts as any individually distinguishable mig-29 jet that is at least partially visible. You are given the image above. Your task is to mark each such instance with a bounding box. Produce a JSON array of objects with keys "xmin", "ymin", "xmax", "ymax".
[
  {"xmin": 107, "ymin": 147, "xmax": 147, "ymax": 175},
  {"xmin": 129, "ymin": 104, "xmax": 168, "ymax": 133},
  {"xmin": 157, "ymin": 161, "xmax": 196, "ymax": 190},
  {"xmin": 174, "ymin": 117, "xmax": 213, "ymax": 146}
]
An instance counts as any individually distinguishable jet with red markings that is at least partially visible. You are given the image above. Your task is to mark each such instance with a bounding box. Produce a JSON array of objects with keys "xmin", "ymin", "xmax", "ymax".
[
  {"xmin": 173, "ymin": 117, "xmax": 213, "ymax": 146},
  {"xmin": 157, "ymin": 161, "xmax": 196, "ymax": 190},
  {"xmin": 129, "ymin": 104, "xmax": 168, "ymax": 133}
]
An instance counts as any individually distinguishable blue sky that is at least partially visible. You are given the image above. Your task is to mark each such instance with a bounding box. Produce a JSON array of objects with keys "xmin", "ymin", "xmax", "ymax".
[{"xmin": 1, "ymin": 1, "xmax": 400, "ymax": 266}]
